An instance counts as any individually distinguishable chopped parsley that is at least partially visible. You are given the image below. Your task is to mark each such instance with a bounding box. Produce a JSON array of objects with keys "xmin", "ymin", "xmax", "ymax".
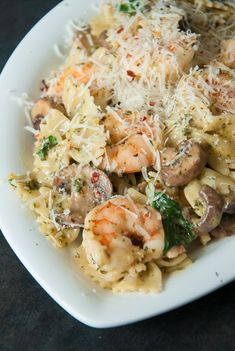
[
  {"xmin": 151, "ymin": 192, "xmax": 196, "ymax": 253},
  {"xmin": 37, "ymin": 135, "xmax": 58, "ymax": 161},
  {"xmin": 118, "ymin": 0, "xmax": 140, "ymax": 14}
]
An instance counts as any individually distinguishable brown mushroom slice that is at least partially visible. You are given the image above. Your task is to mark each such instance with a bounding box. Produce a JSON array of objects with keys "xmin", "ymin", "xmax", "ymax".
[
  {"xmin": 223, "ymin": 192, "xmax": 235, "ymax": 214},
  {"xmin": 210, "ymin": 214, "xmax": 235, "ymax": 238},
  {"xmin": 183, "ymin": 185, "xmax": 224, "ymax": 234},
  {"xmin": 53, "ymin": 164, "xmax": 75, "ymax": 194},
  {"xmin": 31, "ymin": 98, "xmax": 66, "ymax": 130},
  {"xmin": 196, "ymin": 185, "xmax": 224, "ymax": 233},
  {"xmin": 160, "ymin": 140, "xmax": 207, "ymax": 187},
  {"xmin": 53, "ymin": 164, "xmax": 113, "ymax": 225}
]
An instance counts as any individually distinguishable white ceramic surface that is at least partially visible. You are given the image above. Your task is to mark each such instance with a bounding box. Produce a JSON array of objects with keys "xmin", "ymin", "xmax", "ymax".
[{"xmin": 0, "ymin": 0, "xmax": 235, "ymax": 328}]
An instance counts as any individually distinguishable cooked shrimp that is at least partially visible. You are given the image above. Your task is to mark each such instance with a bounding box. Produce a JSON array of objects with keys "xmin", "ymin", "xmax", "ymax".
[
  {"xmin": 103, "ymin": 110, "xmax": 163, "ymax": 146},
  {"xmin": 82, "ymin": 196, "xmax": 164, "ymax": 282},
  {"xmin": 100, "ymin": 109, "xmax": 163, "ymax": 174},
  {"xmin": 50, "ymin": 63, "xmax": 94, "ymax": 95},
  {"xmin": 100, "ymin": 134, "xmax": 155, "ymax": 175},
  {"xmin": 199, "ymin": 63, "xmax": 235, "ymax": 113},
  {"xmin": 208, "ymin": 71, "xmax": 235, "ymax": 113}
]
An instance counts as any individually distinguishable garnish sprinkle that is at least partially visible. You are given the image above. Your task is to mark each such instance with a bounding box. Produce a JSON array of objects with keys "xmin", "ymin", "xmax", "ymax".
[
  {"xmin": 151, "ymin": 192, "xmax": 196, "ymax": 253},
  {"xmin": 37, "ymin": 135, "xmax": 58, "ymax": 161}
]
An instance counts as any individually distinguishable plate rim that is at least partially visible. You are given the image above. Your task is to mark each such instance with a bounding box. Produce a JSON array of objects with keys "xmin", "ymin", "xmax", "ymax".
[{"xmin": 0, "ymin": 0, "xmax": 235, "ymax": 328}]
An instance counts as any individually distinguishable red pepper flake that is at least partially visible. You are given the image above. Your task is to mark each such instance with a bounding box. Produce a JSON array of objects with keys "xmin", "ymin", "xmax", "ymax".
[
  {"xmin": 141, "ymin": 116, "xmax": 147, "ymax": 121},
  {"xmin": 149, "ymin": 101, "xmax": 156, "ymax": 106},
  {"xmin": 94, "ymin": 190, "xmax": 101, "ymax": 198},
  {"xmin": 117, "ymin": 26, "xmax": 124, "ymax": 34},
  {"xmin": 91, "ymin": 171, "xmax": 100, "ymax": 184},
  {"xmin": 168, "ymin": 44, "xmax": 175, "ymax": 52},
  {"xmin": 127, "ymin": 70, "xmax": 136, "ymax": 79},
  {"xmin": 127, "ymin": 53, "xmax": 132, "ymax": 58}
]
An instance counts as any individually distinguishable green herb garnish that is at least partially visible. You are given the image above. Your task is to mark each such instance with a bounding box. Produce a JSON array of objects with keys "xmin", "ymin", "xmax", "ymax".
[
  {"xmin": 118, "ymin": 0, "xmax": 140, "ymax": 14},
  {"xmin": 151, "ymin": 192, "xmax": 196, "ymax": 253},
  {"xmin": 37, "ymin": 135, "xmax": 58, "ymax": 161}
]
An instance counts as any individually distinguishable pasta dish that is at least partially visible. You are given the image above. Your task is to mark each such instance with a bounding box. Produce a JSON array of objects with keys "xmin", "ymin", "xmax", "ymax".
[{"xmin": 9, "ymin": 0, "xmax": 235, "ymax": 293}]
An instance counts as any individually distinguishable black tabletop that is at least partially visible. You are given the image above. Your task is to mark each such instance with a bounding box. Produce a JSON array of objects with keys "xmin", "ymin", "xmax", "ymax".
[{"xmin": 1, "ymin": 1, "xmax": 235, "ymax": 350}]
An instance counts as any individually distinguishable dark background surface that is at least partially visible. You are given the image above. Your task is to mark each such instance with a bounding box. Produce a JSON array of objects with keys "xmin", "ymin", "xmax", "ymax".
[{"xmin": 0, "ymin": 1, "xmax": 235, "ymax": 350}]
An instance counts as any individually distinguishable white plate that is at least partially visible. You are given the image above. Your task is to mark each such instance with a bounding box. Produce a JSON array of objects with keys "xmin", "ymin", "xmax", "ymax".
[{"xmin": 0, "ymin": 0, "xmax": 235, "ymax": 328}]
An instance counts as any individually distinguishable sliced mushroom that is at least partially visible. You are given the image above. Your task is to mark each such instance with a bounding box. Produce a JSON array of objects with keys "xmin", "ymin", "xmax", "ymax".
[
  {"xmin": 31, "ymin": 98, "xmax": 66, "ymax": 130},
  {"xmin": 183, "ymin": 185, "xmax": 224, "ymax": 234},
  {"xmin": 196, "ymin": 185, "xmax": 224, "ymax": 233},
  {"xmin": 210, "ymin": 214, "xmax": 235, "ymax": 238},
  {"xmin": 223, "ymin": 192, "xmax": 235, "ymax": 214},
  {"xmin": 53, "ymin": 164, "xmax": 113, "ymax": 225},
  {"xmin": 160, "ymin": 140, "xmax": 207, "ymax": 187}
]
